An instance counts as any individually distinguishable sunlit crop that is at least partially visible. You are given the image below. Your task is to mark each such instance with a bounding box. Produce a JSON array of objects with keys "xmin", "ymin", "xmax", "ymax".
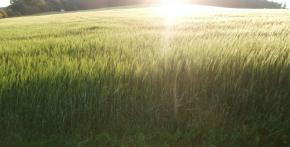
[{"xmin": 0, "ymin": 6, "xmax": 290, "ymax": 146}]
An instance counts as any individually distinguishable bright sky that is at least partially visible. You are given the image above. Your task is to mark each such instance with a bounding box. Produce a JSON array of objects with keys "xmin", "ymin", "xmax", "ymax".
[
  {"xmin": 274, "ymin": 0, "xmax": 290, "ymax": 8},
  {"xmin": 0, "ymin": 0, "xmax": 10, "ymax": 7},
  {"xmin": 0, "ymin": 0, "xmax": 289, "ymax": 8}
]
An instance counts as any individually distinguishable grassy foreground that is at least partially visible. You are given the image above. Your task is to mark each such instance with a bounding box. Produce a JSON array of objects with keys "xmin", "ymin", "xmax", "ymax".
[{"xmin": 0, "ymin": 6, "xmax": 290, "ymax": 146}]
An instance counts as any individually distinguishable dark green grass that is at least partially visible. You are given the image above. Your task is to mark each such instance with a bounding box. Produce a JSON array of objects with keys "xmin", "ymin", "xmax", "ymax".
[{"xmin": 0, "ymin": 7, "xmax": 290, "ymax": 146}]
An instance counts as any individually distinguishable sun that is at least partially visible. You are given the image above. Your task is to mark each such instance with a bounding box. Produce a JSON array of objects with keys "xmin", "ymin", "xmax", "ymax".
[
  {"xmin": 150, "ymin": 0, "xmax": 225, "ymax": 26},
  {"xmin": 155, "ymin": 0, "xmax": 215, "ymax": 25},
  {"xmin": 153, "ymin": 2, "xmax": 221, "ymax": 25},
  {"xmin": 158, "ymin": 0, "xmax": 188, "ymax": 18}
]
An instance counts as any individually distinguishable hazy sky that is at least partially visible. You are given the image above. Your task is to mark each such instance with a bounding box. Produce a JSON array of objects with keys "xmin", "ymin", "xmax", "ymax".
[
  {"xmin": 0, "ymin": 0, "xmax": 10, "ymax": 7},
  {"xmin": 272, "ymin": 0, "xmax": 290, "ymax": 7},
  {"xmin": 0, "ymin": 0, "xmax": 289, "ymax": 8}
]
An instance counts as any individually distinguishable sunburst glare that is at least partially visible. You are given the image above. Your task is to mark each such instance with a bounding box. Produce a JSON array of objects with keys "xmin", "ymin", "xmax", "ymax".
[
  {"xmin": 153, "ymin": 0, "xmax": 225, "ymax": 25},
  {"xmin": 159, "ymin": 0, "xmax": 187, "ymax": 17}
]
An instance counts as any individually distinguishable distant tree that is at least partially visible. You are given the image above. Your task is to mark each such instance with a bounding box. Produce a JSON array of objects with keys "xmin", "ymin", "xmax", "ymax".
[
  {"xmin": 44, "ymin": 0, "xmax": 65, "ymax": 11},
  {"xmin": 281, "ymin": 2, "xmax": 287, "ymax": 9},
  {"xmin": 191, "ymin": 0, "xmax": 283, "ymax": 8}
]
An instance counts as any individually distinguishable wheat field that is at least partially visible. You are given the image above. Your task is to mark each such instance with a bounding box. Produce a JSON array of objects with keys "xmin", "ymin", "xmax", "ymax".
[{"xmin": 0, "ymin": 6, "xmax": 290, "ymax": 146}]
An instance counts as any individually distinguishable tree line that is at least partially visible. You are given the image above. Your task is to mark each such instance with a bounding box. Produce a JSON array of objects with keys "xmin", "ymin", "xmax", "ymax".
[
  {"xmin": 192, "ymin": 0, "xmax": 285, "ymax": 8},
  {"xmin": 2, "ymin": 0, "xmax": 286, "ymax": 17}
]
